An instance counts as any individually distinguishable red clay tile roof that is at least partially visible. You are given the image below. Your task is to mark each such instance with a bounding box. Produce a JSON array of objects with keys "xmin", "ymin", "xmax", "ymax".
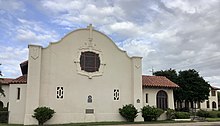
[
  {"xmin": 142, "ymin": 75, "xmax": 179, "ymax": 88},
  {"xmin": 0, "ymin": 78, "xmax": 14, "ymax": 84},
  {"xmin": 10, "ymin": 75, "xmax": 27, "ymax": 84}
]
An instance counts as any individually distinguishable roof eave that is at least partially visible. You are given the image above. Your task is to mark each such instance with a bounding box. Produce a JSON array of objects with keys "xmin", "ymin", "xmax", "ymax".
[{"xmin": 143, "ymin": 85, "xmax": 179, "ymax": 89}]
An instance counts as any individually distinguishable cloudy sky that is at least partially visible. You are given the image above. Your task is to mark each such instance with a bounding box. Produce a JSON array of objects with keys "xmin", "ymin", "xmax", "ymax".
[{"xmin": 0, "ymin": 0, "xmax": 220, "ymax": 87}]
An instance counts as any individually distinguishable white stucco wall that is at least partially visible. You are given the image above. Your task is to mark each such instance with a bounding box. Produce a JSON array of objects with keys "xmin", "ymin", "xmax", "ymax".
[
  {"xmin": 23, "ymin": 27, "xmax": 143, "ymax": 125},
  {"xmin": 201, "ymin": 89, "xmax": 218, "ymax": 110},
  {"xmin": 0, "ymin": 85, "xmax": 9, "ymax": 108},
  {"xmin": 142, "ymin": 88, "xmax": 175, "ymax": 109},
  {"xmin": 8, "ymin": 84, "xmax": 27, "ymax": 124}
]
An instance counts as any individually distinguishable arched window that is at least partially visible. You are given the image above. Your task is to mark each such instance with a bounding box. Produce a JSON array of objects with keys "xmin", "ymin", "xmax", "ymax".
[
  {"xmin": 80, "ymin": 51, "xmax": 100, "ymax": 72},
  {"xmin": 212, "ymin": 101, "xmax": 217, "ymax": 109},
  {"xmin": 206, "ymin": 101, "xmax": 210, "ymax": 108},
  {"xmin": 88, "ymin": 95, "xmax": 92, "ymax": 103},
  {"xmin": 157, "ymin": 90, "xmax": 168, "ymax": 110}
]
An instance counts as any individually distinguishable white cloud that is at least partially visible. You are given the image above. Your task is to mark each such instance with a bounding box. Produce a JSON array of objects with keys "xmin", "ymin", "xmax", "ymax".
[
  {"xmin": 120, "ymin": 38, "xmax": 155, "ymax": 57},
  {"xmin": 204, "ymin": 76, "xmax": 220, "ymax": 86},
  {"xmin": 41, "ymin": 0, "xmax": 124, "ymax": 29},
  {"xmin": 39, "ymin": 0, "xmax": 220, "ymax": 87},
  {"xmin": 0, "ymin": 0, "xmax": 25, "ymax": 12},
  {"xmin": 162, "ymin": 0, "xmax": 218, "ymax": 13},
  {"xmin": 16, "ymin": 18, "xmax": 60, "ymax": 46},
  {"xmin": 101, "ymin": 22, "xmax": 144, "ymax": 38},
  {"xmin": 0, "ymin": 46, "xmax": 28, "ymax": 78},
  {"xmin": 41, "ymin": 0, "xmax": 84, "ymax": 14},
  {"xmin": 1, "ymin": 0, "xmax": 220, "ymax": 87}
]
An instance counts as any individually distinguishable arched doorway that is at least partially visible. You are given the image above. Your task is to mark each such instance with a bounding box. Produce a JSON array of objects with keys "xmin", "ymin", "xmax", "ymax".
[
  {"xmin": 157, "ymin": 90, "xmax": 168, "ymax": 110},
  {"xmin": 212, "ymin": 101, "xmax": 217, "ymax": 109}
]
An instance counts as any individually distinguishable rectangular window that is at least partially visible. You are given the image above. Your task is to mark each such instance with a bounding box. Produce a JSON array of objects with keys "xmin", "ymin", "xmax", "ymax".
[
  {"xmin": 17, "ymin": 88, "xmax": 20, "ymax": 100},
  {"xmin": 211, "ymin": 90, "xmax": 216, "ymax": 96},
  {"xmin": 113, "ymin": 89, "xmax": 119, "ymax": 101},
  {"xmin": 197, "ymin": 102, "xmax": 201, "ymax": 109},
  {"xmin": 56, "ymin": 86, "xmax": 64, "ymax": 99},
  {"xmin": 146, "ymin": 94, "xmax": 148, "ymax": 103},
  {"xmin": 85, "ymin": 109, "xmax": 94, "ymax": 114},
  {"xmin": 207, "ymin": 101, "xmax": 210, "ymax": 108}
]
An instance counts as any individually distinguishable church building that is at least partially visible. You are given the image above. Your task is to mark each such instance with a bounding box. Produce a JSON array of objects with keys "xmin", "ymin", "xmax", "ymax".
[{"xmin": 0, "ymin": 24, "xmax": 179, "ymax": 125}]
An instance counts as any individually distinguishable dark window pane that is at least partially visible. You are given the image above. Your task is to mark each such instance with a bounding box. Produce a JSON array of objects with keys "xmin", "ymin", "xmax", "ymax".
[
  {"xmin": 88, "ymin": 95, "xmax": 92, "ymax": 103},
  {"xmin": 80, "ymin": 51, "xmax": 100, "ymax": 72},
  {"xmin": 85, "ymin": 109, "xmax": 94, "ymax": 114},
  {"xmin": 157, "ymin": 90, "xmax": 168, "ymax": 110},
  {"xmin": 17, "ymin": 88, "xmax": 20, "ymax": 100},
  {"xmin": 212, "ymin": 101, "xmax": 216, "ymax": 108},
  {"xmin": 211, "ymin": 90, "xmax": 216, "ymax": 96},
  {"xmin": 207, "ymin": 101, "xmax": 210, "ymax": 108},
  {"xmin": 146, "ymin": 94, "xmax": 148, "ymax": 103}
]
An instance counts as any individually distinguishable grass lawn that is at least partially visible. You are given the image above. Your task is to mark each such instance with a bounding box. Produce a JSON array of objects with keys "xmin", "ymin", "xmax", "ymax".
[
  {"xmin": 0, "ymin": 120, "xmax": 194, "ymax": 126},
  {"xmin": 206, "ymin": 118, "xmax": 220, "ymax": 121},
  {"xmin": 0, "ymin": 124, "xmax": 22, "ymax": 126}
]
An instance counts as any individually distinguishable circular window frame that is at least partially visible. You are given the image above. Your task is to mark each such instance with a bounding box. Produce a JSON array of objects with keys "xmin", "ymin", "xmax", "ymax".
[
  {"xmin": 74, "ymin": 48, "xmax": 106, "ymax": 79},
  {"xmin": 80, "ymin": 51, "xmax": 101, "ymax": 73}
]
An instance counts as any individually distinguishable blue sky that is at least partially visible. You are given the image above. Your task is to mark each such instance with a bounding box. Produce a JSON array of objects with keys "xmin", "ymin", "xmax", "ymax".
[{"xmin": 1, "ymin": 0, "xmax": 220, "ymax": 87}]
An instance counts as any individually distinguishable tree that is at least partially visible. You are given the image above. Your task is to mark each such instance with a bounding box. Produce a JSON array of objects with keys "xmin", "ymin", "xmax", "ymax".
[
  {"xmin": 0, "ymin": 63, "xmax": 5, "ymax": 97},
  {"xmin": 0, "ymin": 63, "xmax": 2, "ymax": 76},
  {"xmin": 154, "ymin": 69, "xmax": 210, "ymax": 110},
  {"xmin": 153, "ymin": 68, "xmax": 178, "ymax": 83},
  {"xmin": 178, "ymin": 69, "xmax": 210, "ymax": 103}
]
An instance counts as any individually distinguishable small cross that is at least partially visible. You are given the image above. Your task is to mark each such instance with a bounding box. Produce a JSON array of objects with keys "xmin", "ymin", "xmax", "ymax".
[
  {"xmin": 149, "ymin": 66, "xmax": 154, "ymax": 75},
  {"xmin": 87, "ymin": 24, "xmax": 93, "ymax": 42}
]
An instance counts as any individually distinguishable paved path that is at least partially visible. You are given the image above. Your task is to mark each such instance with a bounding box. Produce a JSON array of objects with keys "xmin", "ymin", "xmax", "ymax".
[{"xmin": 107, "ymin": 122, "xmax": 220, "ymax": 126}]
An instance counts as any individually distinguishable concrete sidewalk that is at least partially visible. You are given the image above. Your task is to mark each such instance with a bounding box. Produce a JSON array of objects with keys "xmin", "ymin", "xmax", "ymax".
[{"xmin": 107, "ymin": 122, "xmax": 220, "ymax": 126}]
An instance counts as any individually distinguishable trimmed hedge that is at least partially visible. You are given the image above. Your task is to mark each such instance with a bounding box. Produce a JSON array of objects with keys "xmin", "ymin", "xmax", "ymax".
[
  {"xmin": 207, "ymin": 111, "xmax": 218, "ymax": 118},
  {"xmin": 32, "ymin": 106, "xmax": 55, "ymax": 125},
  {"xmin": 0, "ymin": 111, "xmax": 8, "ymax": 123},
  {"xmin": 141, "ymin": 105, "xmax": 164, "ymax": 121},
  {"xmin": 196, "ymin": 110, "xmax": 220, "ymax": 118},
  {"xmin": 119, "ymin": 104, "xmax": 138, "ymax": 122},
  {"xmin": 174, "ymin": 112, "xmax": 190, "ymax": 119},
  {"xmin": 196, "ymin": 109, "xmax": 209, "ymax": 118}
]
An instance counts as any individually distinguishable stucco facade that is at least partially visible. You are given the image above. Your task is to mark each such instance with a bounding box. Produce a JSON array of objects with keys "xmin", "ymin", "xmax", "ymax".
[
  {"xmin": 200, "ymin": 87, "xmax": 219, "ymax": 110},
  {"xmin": 8, "ymin": 84, "xmax": 27, "ymax": 124},
  {"xmin": 0, "ymin": 25, "xmax": 180, "ymax": 125},
  {"xmin": 142, "ymin": 88, "xmax": 175, "ymax": 109},
  {"xmin": 20, "ymin": 25, "xmax": 143, "ymax": 125}
]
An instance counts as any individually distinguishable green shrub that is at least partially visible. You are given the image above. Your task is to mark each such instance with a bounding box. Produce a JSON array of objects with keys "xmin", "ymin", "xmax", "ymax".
[
  {"xmin": 175, "ymin": 112, "xmax": 190, "ymax": 119},
  {"xmin": 141, "ymin": 105, "xmax": 164, "ymax": 121},
  {"xmin": 175, "ymin": 107, "xmax": 189, "ymax": 112},
  {"xmin": 32, "ymin": 106, "xmax": 55, "ymax": 125},
  {"xmin": 166, "ymin": 108, "xmax": 176, "ymax": 120},
  {"xmin": 0, "ymin": 111, "xmax": 8, "ymax": 123},
  {"xmin": 197, "ymin": 110, "xmax": 220, "ymax": 118},
  {"xmin": 207, "ymin": 111, "xmax": 218, "ymax": 118},
  {"xmin": 119, "ymin": 104, "xmax": 138, "ymax": 122},
  {"xmin": 196, "ymin": 109, "xmax": 209, "ymax": 118},
  {"xmin": 217, "ymin": 112, "xmax": 220, "ymax": 118}
]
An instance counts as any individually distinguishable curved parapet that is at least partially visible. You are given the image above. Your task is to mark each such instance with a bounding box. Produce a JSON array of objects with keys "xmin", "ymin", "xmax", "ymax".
[{"xmin": 43, "ymin": 24, "xmax": 131, "ymax": 59}]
